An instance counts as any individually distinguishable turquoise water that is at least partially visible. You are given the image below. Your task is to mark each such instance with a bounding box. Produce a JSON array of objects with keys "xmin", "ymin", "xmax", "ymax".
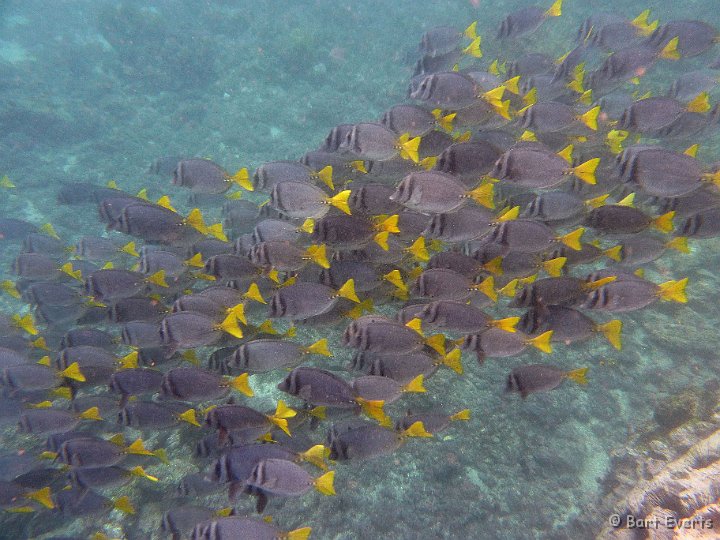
[{"xmin": 1, "ymin": 1, "xmax": 720, "ymax": 538}]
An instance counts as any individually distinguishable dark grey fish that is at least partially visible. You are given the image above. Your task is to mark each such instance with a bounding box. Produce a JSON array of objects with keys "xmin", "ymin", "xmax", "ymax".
[
  {"xmin": 461, "ymin": 328, "xmax": 553, "ymax": 362},
  {"xmin": 327, "ymin": 421, "xmax": 408, "ymax": 460},
  {"xmin": 270, "ymin": 181, "xmax": 350, "ymax": 219},
  {"xmin": 83, "ymin": 269, "xmax": 149, "ymax": 302},
  {"xmin": 190, "ymin": 516, "xmax": 306, "ymax": 540},
  {"xmin": 434, "ymin": 141, "xmax": 502, "ymax": 183},
  {"xmin": 491, "ymin": 146, "xmax": 598, "ymax": 189},
  {"xmin": 408, "ymin": 71, "xmax": 480, "ymax": 110},
  {"xmin": 490, "ymin": 219, "xmax": 583, "ymax": 253},
  {"xmin": 56, "ymin": 345, "xmax": 118, "ymax": 384},
  {"xmin": 339, "ymin": 122, "xmax": 418, "ymax": 162},
  {"xmin": 584, "ymin": 205, "xmax": 672, "ymax": 234},
  {"xmin": 113, "ymin": 202, "xmax": 203, "ymax": 246},
  {"xmin": 231, "ymin": 338, "xmax": 330, "ymax": 372},
  {"xmin": 617, "ymin": 97, "xmax": 688, "ymax": 134},
  {"xmin": 161, "ymin": 367, "xmax": 251, "ymax": 401},
  {"xmin": 22, "ymin": 233, "xmax": 65, "ymax": 256},
  {"xmin": 342, "ymin": 316, "xmax": 425, "ymax": 354},
  {"xmin": 0, "ymin": 218, "xmax": 38, "ymax": 240},
  {"xmin": 58, "ymin": 437, "xmax": 127, "ymax": 468},
  {"xmin": 159, "ymin": 311, "xmax": 229, "ymax": 351},
  {"xmin": 253, "ymin": 160, "xmax": 324, "ymax": 192},
  {"xmin": 679, "ymin": 206, "xmax": 720, "ymax": 238},
  {"xmin": 669, "ymin": 70, "xmax": 719, "ymax": 101},
  {"xmin": 321, "ymin": 123, "xmax": 355, "ymax": 152},
  {"xmin": 381, "ymin": 104, "xmax": 437, "ymax": 137},
  {"xmin": 395, "ymin": 409, "xmax": 469, "ymax": 434},
  {"xmin": 351, "ymin": 374, "xmax": 424, "ymax": 403},
  {"xmin": 419, "ymin": 25, "xmax": 464, "ymax": 56},
  {"xmin": 506, "ymin": 363, "xmax": 588, "ymax": 398},
  {"xmin": 18, "ymin": 409, "xmax": 89, "ymax": 435},
  {"xmin": 121, "ymin": 321, "xmax": 163, "ymax": 348},
  {"xmin": 223, "ymin": 199, "xmax": 260, "ymax": 233},
  {"xmin": 646, "ymin": 20, "xmax": 718, "ymax": 58},
  {"xmin": 390, "ymin": 171, "xmax": 494, "ymax": 213},
  {"xmin": 348, "ymin": 183, "xmax": 403, "ymax": 215},
  {"xmin": 148, "ymin": 155, "xmax": 186, "ymax": 176},
  {"xmin": 496, "ymin": 2, "xmax": 561, "ymax": 40},
  {"xmin": 581, "ymin": 277, "xmax": 687, "ymax": 311},
  {"xmin": 13, "ymin": 253, "xmax": 60, "ymax": 280},
  {"xmin": 350, "ymin": 350, "xmax": 438, "ymax": 385},
  {"xmin": 108, "ymin": 368, "xmax": 163, "ymax": 401},
  {"xmin": 204, "ymin": 253, "xmax": 257, "ymax": 280},
  {"xmin": 310, "ymin": 214, "xmax": 379, "ymax": 250},
  {"xmin": 269, "ymin": 281, "xmax": 357, "ymax": 320},
  {"xmin": 425, "ymin": 206, "xmax": 495, "ymax": 242},
  {"xmin": 252, "ymin": 219, "xmax": 304, "ymax": 244},
  {"xmin": 161, "ymin": 505, "xmax": 215, "ymax": 539},
  {"xmin": 118, "ymin": 400, "xmax": 192, "ymax": 429},
  {"xmin": 278, "ymin": 367, "xmax": 356, "ymax": 409},
  {"xmin": 173, "ymin": 158, "xmax": 236, "ymax": 194},
  {"xmin": 320, "ymin": 260, "xmax": 381, "ymax": 293},
  {"xmin": 245, "ymin": 458, "xmax": 333, "ymax": 504},
  {"xmin": 519, "ymin": 305, "xmax": 620, "ymax": 347}
]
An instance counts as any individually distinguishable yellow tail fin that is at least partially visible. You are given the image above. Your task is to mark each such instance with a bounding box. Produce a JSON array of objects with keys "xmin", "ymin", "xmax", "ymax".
[
  {"xmin": 497, "ymin": 206, "xmax": 519, "ymax": 222},
  {"xmin": 653, "ymin": 211, "xmax": 675, "ymax": 233},
  {"xmin": 229, "ymin": 373, "xmax": 254, "ymax": 397},
  {"xmin": 666, "ymin": 236, "xmax": 689, "ymax": 254},
  {"xmin": 336, "ymin": 279, "xmax": 360, "ymax": 303},
  {"xmin": 403, "ymin": 420, "xmax": 433, "ymax": 438},
  {"xmin": 559, "ymin": 228, "xmax": 584, "ymax": 251},
  {"xmin": 129, "ymin": 466, "xmax": 158, "ymax": 482},
  {"xmin": 597, "ymin": 320, "xmax": 622, "ymax": 350},
  {"xmin": 571, "ymin": 158, "xmax": 599, "ymax": 185},
  {"xmin": 407, "ymin": 237, "xmax": 429, "ymax": 262},
  {"xmin": 557, "ymin": 144, "xmax": 574, "ymax": 164},
  {"xmin": 542, "ymin": 256, "xmax": 566, "ymax": 277},
  {"xmin": 113, "ymin": 496, "xmax": 135, "ymax": 515},
  {"xmin": 450, "ymin": 409, "xmax": 471, "ymax": 421},
  {"xmin": 326, "ymin": 190, "xmax": 352, "ymax": 215},
  {"xmin": 498, "ymin": 278, "xmax": 518, "ymax": 298},
  {"xmin": 78, "ymin": 407, "xmax": 102, "ymax": 421},
  {"xmin": 504, "ymin": 75, "xmax": 521, "ymax": 95},
  {"xmin": 398, "ymin": 134, "xmax": 421, "ymax": 163},
  {"xmin": 684, "ymin": 144, "xmax": 699, "ymax": 158},
  {"xmin": 305, "ymin": 338, "xmax": 332, "ymax": 357},
  {"xmin": 316, "ymin": 165, "xmax": 334, "ymax": 190},
  {"xmin": 404, "ymin": 374, "xmax": 426, "ymax": 393},
  {"xmin": 603, "ymin": 245, "xmax": 623, "ymax": 262},
  {"xmin": 492, "ymin": 317, "xmax": 519, "ymax": 333},
  {"xmin": 26, "ymin": 487, "xmax": 54, "ymax": 509},
  {"xmin": 442, "ymin": 348, "xmax": 463, "ymax": 374},
  {"xmin": 545, "ymin": 0, "xmax": 562, "ymax": 17},
  {"xmin": 565, "ymin": 367, "xmax": 589, "ymax": 385},
  {"xmin": 314, "ymin": 471, "xmax": 335, "ymax": 496},
  {"xmin": 687, "ymin": 93, "xmax": 710, "ymax": 113},
  {"xmin": 579, "ymin": 106, "xmax": 600, "ymax": 130},
  {"xmin": 660, "ymin": 36, "xmax": 680, "ymax": 60},
  {"xmin": 59, "ymin": 362, "xmax": 86, "ymax": 382},
  {"xmin": 13, "ymin": 313, "xmax": 38, "ymax": 336},
  {"xmin": 230, "ymin": 168, "xmax": 254, "ymax": 191},
  {"xmin": 219, "ymin": 312, "xmax": 243, "ymax": 339},
  {"xmin": 383, "ymin": 269, "xmax": 407, "ymax": 291},
  {"xmin": 287, "ymin": 527, "xmax": 313, "ymax": 540},
  {"xmin": 305, "ymin": 244, "xmax": 330, "ymax": 269},
  {"xmin": 244, "ymin": 282, "xmax": 267, "ymax": 304},
  {"xmin": 146, "ymin": 270, "xmax": 169, "ymax": 288},
  {"xmin": 464, "ymin": 21, "xmax": 478, "ymax": 39},
  {"xmin": 475, "ymin": 276, "xmax": 497, "ymax": 302},
  {"xmin": 178, "ymin": 409, "xmax": 201, "ymax": 427},
  {"xmin": 301, "ymin": 444, "xmax": 328, "ymax": 470},
  {"xmin": 462, "ymin": 36, "xmax": 482, "ymax": 58},
  {"xmin": 467, "ymin": 182, "xmax": 495, "ymax": 209},
  {"xmin": 528, "ymin": 330, "xmax": 553, "ymax": 353},
  {"xmin": 657, "ymin": 278, "xmax": 688, "ymax": 303}
]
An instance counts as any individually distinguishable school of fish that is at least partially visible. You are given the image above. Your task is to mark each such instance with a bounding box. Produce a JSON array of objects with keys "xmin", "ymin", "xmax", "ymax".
[{"xmin": 3, "ymin": 1, "xmax": 720, "ymax": 537}]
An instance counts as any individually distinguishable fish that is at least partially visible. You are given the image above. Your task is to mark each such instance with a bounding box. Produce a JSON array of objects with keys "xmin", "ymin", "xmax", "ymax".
[
  {"xmin": 57, "ymin": 436, "xmax": 162, "ymax": 468},
  {"xmin": 205, "ymin": 401, "xmax": 296, "ymax": 437},
  {"xmin": 616, "ymin": 96, "xmax": 711, "ymax": 135},
  {"xmin": 581, "ymin": 276, "xmax": 688, "ymax": 312},
  {"xmin": 381, "ymin": 104, "xmax": 439, "ymax": 137},
  {"xmin": 245, "ymin": 458, "xmax": 334, "ymax": 512},
  {"xmin": 249, "ymin": 241, "xmax": 329, "ymax": 271},
  {"xmin": 461, "ymin": 328, "xmax": 554, "ymax": 363},
  {"xmin": 268, "ymin": 279, "xmax": 360, "ymax": 319},
  {"xmin": 327, "ymin": 420, "xmax": 431, "ymax": 461},
  {"xmin": 148, "ymin": 155, "xmax": 187, "ymax": 176},
  {"xmin": 433, "ymin": 140, "xmax": 503, "ymax": 183},
  {"xmin": 159, "ymin": 310, "xmax": 244, "ymax": 352},
  {"xmin": 310, "ymin": 214, "xmax": 400, "ymax": 251},
  {"xmin": 679, "ymin": 206, "xmax": 720, "ymax": 238},
  {"xmin": 161, "ymin": 367, "xmax": 252, "ymax": 400},
  {"xmin": 390, "ymin": 171, "xmax": 495, "ymax": 213},
  {"xmin": 173, "ymin": 158, "xmax": 252, "ymax": 194},
  {"xmin": 519, "ymin": 102, "xmax": 600, "ymax": 133},
  {"xmin": 518, "ymin": 305, "xmax": 622, "ymax": 349},
  {"xmin": 0, "ymin": 218, "xmax": 38, "ymax": 241},
  {"xmin": 338, "ymin": 122, "xmax": 421, "ymax": 162},
  {"xmin": 505, "ymin": 364, "xmax": 588, "ymax": 398},
  {"xmin": 269, "ymin": 181, "xmax": 351, "ymax": 219},
  {"xmin": 409, "ymin": 72, "xmax": 509, "ymax": 117},
  {"xmin": 342, "ymin": 315, "xmax": 445, "ymax": 355},
  {"xmin": 424, "ymin": 206, "xmax": 496, "ymax": 242},
  {"xmin": 118, "ymin": 400, "xmax": 199, "ymax": 429},
  {"xmin": 109, "ymin": 202, "xmax": 205, "ymax": 246},
  {"xmin": 253, "ymin": 160, "xmax": 332, "ymax": 192},
  {"xmin": 231, "ymin": 338, "xmax": 331, "ymax": 372},
  {"xmin": 69, "ymin": 465, "xmax": 157, "ymax": 489},
  {"xmin": 395, "ymin": 409, "xmax": 470, "ymax": 434},
  {"xmin": 351, "ymin": 374, "xmax": 426, "ymax": 404},
  {"xmin": 416, "ymin": 300, "xmax": 519, "ymax": 334},
  {"xmin": 491, "ymin": 146, "xmax": 599, "ymax": 188},
  {"xmin": 108, "ymin": 368, "xmax": 164, "ymax": 406},
  {"xmin": 83, "ymin": 268, "xmax": 169, "ymax": 302},
  {"xmin": 584, "ymin": 199, "xmax": 674, "ymax": 235},
  {"xmin": 646, "ymin": 20, "xmax": 719, "ymax": 58},
  {"xmin": 510, "ymin": 275, "xmax": 616, "ymax": 308},
  {"xmin": 17, "ymin": 406, "xmax": 102, "ymax": 435},
  {"xmin": 349, "ymin": 350, "xmax": 442, "ymax": 384},
  {"xmin": 190, "ymin": 516, "xmax": 311, "ymax": 540},
  {"xmin": 496, "ymin": 0, "xmax": 563, "ymax": 40}
]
